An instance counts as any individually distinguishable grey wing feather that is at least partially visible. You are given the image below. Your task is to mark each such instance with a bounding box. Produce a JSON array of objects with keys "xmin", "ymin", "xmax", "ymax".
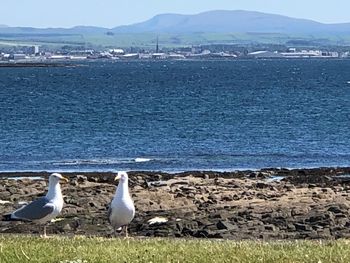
[
  {"xmin": 13, "ymin": 197, "xmax": 54, "ymax": 221},
  {"xmin": 107, "ymin": 203, "xmax": 112, "ymax": 223}
]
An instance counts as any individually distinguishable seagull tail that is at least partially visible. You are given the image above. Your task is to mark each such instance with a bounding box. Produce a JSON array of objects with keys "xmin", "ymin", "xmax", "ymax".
[
  {"xmin": 113, "ymin": 226, "xmax": 122, "ymax": 233},
  {"xmin": 2, "ymin": 213, "xmax": 20, "ymax": 221}
]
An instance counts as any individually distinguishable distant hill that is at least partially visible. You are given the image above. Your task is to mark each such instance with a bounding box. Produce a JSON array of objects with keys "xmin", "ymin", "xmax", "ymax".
[
  {"xmin": 0, "ymin": 10, "xmax": 350, "ymax": 47},
  {"xmin": 112, "ymin": 10, "xmax": 350, "ymax": 34},
  {"xmin": 0, "ymin": 26, "xmax": 108, "ymax": 35}
]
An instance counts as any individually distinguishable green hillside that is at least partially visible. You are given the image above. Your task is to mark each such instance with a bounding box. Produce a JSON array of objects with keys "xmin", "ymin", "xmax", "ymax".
[{"xmin": 1, "ymin": 31, "xmax": 350, "ymax": 49}]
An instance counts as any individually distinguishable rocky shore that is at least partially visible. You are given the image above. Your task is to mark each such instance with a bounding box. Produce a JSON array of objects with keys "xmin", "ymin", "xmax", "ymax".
[{"xmin": 1, "ymin": 167, "xmax": 350, "ymax": 240}]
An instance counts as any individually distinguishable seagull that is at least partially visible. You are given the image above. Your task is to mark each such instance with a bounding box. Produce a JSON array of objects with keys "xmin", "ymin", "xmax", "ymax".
[
  {"xmin": 3, "ymin": 173, "xmax": 69, "ymax": 237},
  {"xmin": 108, "ymin": 171, "xmax": 135, "ymax": 237}
]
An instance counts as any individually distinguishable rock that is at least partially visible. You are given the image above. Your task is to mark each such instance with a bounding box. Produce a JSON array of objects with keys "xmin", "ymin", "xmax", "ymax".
[
  {"xmin": 317, "ymin": 228, "xmax": 331, "ymax": 238},
  {"xmin": 291, "ymin": 207, "xmax": 309, "ymax": 216},
  {"xmin": 216, "ymin": 221, "xmax": 236, "ymax": 231},
  {"xmin": 176, "ymin": 221, "xmax": 198, "ymax": 232},
  {"xmin": 211, "ymin": 212, "xmax": 231, "ymax": 220},
  {"xmin": 294, "ymin": 223, "xmax": 312, "ymax": 232},
  {"xmin": 194, "ymin": 229, "xmax": 225, "ymax": 239},
  {"xmin": 0, "ymin": 191, "xmax": 11, "ymax": 199},
  {"xmin": 147, "ymin": 181, "xmax": 168, "ymax": 188},
  {"xmin": 287, "ymin": 223, "xmax": 296, "ymax": 231},
  {"xmin": 255, "ymin": 182, "xmax": 269, "ymax": 189},
  {"xmin": 307, "ymin": 215, "xmax": 325, "ymax": 224},
  {"xmin": 63, "ymin": 223, "xmax": 72, "ymax": 231},
  {"xmin": 283, "ymin": 184, "xmax": 295, "ymax": 191},
  {"xmin": 2, "ymin": 169, "xmax": 350, "ymax": 240},
  {"xmin": 264, "ymin": 224, "xmax": 278, "ymax": 232},
  {"xmin": 76, "ymin": 175, "xmax": 88, "ymax": 183},
  {"xmin": 327, "ymin": 206, "xmax": 343, "ymax": 214},
  {"xmin": 249, "ymin": 172, "xmax": 269, "ymax": 179},
  {"xmin": 154, "ymin": 229, "xmax": 171, "ymax": 237},
  {"xmin": 182, "ymin": 227, "xmax": 194, "ymax": 236},
  {"xmin": 88, "ymin": 201, "xmax": 103, "ymax": 210}
]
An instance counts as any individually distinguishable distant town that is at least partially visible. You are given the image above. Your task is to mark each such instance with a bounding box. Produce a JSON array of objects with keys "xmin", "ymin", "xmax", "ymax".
[{"xmin": 1, "ymin": 44, "xmax": 350, "ymax": 62}]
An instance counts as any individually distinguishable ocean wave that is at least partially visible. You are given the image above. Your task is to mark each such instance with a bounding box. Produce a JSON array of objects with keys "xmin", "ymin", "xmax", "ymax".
[
  {"xmin": 52, "ymin": 157, "xmax": 153, "ymax": 166},
  {"xmin": 134, "ymin": 158, "xmax": 152, "ymax": 163}
]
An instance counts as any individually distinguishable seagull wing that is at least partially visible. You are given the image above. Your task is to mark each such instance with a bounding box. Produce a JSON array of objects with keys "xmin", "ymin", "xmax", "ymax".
[
  {"xmin": 12, "ymin": 197, "xmax": 54, "ymax": 221},
  {"xmin": 107, "ymin": 203, "xmax": 112, "ymax": 224}
]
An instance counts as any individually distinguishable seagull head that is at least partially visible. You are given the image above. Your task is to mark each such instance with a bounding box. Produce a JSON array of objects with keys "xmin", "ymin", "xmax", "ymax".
[
  {"xmin": 49, "ymin": 173, "xmax": 69, "ymax": 183},
  {"xmin": 114, "ymin": 171, "xmax": 128, "ymax": 182}
]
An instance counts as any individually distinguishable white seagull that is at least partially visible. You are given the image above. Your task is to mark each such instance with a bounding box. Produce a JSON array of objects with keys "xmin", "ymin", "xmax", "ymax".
[
  {"xmin": 108, "ymin": 171, "xmax": 135, "ymax": 237},
  {"xmin": 3, "ymin": 173, "xmax": 69, "ymax": 237}
]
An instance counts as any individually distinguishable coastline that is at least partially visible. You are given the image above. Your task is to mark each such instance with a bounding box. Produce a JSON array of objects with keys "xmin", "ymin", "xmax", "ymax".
[
  {"xmin": 1, "ymin": 166, "xmax": 350, "ymax": 240},
  {"xmin": 0, "ymin": 166, "xmax": 349, "ymax": 180}
]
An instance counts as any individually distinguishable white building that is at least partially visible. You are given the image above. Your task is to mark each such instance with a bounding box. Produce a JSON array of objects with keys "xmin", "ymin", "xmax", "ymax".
[
  {"xmin": 247, "ymin": 51, "xmax": 282, "ymax": 58},
  {"xmin": 122, "ymin": 53, "xmax": 139, "ymax": 59},
  {"xmin": 109, "ymin": 49, "xmax": 125, "ymax": 55},
  {"xmin": 13, "ymin": 54, "xmax": 27, "ymax": 60},
  {"xmin": 30, "ymin": 45, "xmax": 40, "ymax": 55}
]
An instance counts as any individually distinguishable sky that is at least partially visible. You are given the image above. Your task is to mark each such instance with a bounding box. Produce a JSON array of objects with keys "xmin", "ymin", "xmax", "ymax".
[{"xmin": 1, "ymin": 0, "xmax": 350, "ymax": 28}]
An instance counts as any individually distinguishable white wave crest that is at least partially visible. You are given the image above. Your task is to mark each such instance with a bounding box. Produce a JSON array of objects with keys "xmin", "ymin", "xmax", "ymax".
[
  {"xmin": 134, "ymin": 158, "xmax": 152, "ymax": 163},
  {"xmin": 53, "ymin": 157, "xmax": 153, "ymax": 166}
]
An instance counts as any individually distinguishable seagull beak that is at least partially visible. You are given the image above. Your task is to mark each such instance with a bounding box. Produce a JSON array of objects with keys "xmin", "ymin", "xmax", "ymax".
[
  {"xmin": 114, "ymin": 174, "xmax": 121, "ymax": 181},
  {"xmin": 60, "ymin": 176, "xmax": 69, "ymax": 183}
]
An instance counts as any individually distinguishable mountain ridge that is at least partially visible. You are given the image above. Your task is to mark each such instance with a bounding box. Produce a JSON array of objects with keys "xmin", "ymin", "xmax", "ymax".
[
  {"xmin": 0, "ymin": 10, "xmax": 349, "ymax": 35},
  {"xmin": 1, "ymin": 10, "xmax": 350, "ymax": 47},
  {"xmin": 111, "ymin": 10, "xmax": 350, "ymax": 34}
]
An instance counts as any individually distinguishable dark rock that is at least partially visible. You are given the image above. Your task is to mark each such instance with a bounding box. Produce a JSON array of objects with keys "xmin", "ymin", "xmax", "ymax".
[
  {"xmin": 194, "ymin": 229, "xmax": 225, "ymax": 239},
  {"xmin": 76, "ymin": 175, "xmax": 88, "ymax": 183},
  {"xmin": 294, "ymin": 223, "xmax": 312, "ymax": 232},
  {"xmin": 202, "ymin": 174, "xmax": 210, "ymax": 180},
  {"xmin": 264, "ymin": 224, "xmax": 278, "ymax": 231},
  {"xmin": 307, "ymin": 215, "xmax": 326, "ymax": 224},
  {"xmin": 154, "ymin": 229, "xmax": 171, "ymax": 237},
  {"xmin": 328, "ymin": 206, "xmax": 343, "ymax": 214},
  {"xmin": 182, "ymin": 227, "xmax": 194, "ymax": 236},
  {"xmin": 216, "ymin": 221, "xmax": 236, "ymax": 231},
  {"xmin": 176, "ymin": 220, "xmax": 198, "ymax": 232},
  {"xmin": 255, "ymin": 182, "xmax": 269, "ymax": 189}
]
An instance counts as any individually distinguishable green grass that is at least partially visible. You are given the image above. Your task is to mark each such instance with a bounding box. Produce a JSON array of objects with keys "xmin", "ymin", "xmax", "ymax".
[
  {"xmin": 1, "ymin": 235, "xmax": 350, "ymax": 263},
  {"xmin": 1, "ymin": 32, "xmax": 350, "ymax": 49}
]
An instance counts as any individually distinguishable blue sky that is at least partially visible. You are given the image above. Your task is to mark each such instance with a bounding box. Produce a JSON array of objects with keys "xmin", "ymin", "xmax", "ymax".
[{"xmin": 1, "ymin": 0, "xmax": 350, "ymax": 28}]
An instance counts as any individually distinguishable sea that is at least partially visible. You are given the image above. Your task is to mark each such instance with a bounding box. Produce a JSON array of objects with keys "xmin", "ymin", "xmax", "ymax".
[{"xmin": 0, "ymin": 59, "xmax": 349, "ymax": 172}]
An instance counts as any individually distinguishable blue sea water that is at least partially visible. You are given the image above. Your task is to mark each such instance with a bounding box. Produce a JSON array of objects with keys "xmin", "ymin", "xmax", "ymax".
[{"xmin": 0, "ymin": 59, "xmax": 349, "ymax": 172}]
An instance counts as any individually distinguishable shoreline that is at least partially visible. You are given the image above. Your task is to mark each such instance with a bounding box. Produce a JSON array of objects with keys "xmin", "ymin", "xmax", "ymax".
[
  {"xmin": 0, "ymin": 166, "xmax": 349, "ymax": 180},
  {"xmin": 1, "ymin": 166, "xmax": 350, "ymax": 240}
]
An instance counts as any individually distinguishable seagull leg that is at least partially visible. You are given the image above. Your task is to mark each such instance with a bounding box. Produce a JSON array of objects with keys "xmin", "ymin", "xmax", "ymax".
[
  {"xmin": 40, "ymin": 225, "xmax": 48, "ymax": 238},
  {"xmin": 124, "ymin": 226, "xmax": 129, "ymax": 238}
]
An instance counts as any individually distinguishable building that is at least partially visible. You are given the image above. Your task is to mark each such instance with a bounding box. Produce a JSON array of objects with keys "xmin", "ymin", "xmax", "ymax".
[
  {"xmin": 12, "ymin": 54, "xmax": 27, "ymax": 60},
  {"xmin": 109, "ymin": 49, "xmax": 124, "ymax": 55},
  {"xmin": 30, "ymin": 45, "xmax": 40, "ymax": 55},
  {"xmin": 247, "ymin": 51, "xmax": 282, "ymax": 58},
  {"xmin": 122, "ymin": 53, "xmax": 139, "ymax": 59}
]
